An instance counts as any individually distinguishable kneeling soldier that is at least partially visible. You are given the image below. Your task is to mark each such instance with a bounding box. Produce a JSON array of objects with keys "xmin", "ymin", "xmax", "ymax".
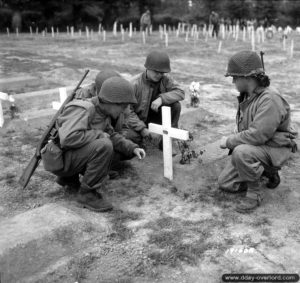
[
  {"xmin": 122, "ymin": 50, "xmax": 185, "ymax": 147},
  {"xmin": 45, "ymin": 77, "xmax": 146, "ymax": 212},
  {"xmin": 218, "ymin": 50, "xmax": 298, "ymax": 213}
]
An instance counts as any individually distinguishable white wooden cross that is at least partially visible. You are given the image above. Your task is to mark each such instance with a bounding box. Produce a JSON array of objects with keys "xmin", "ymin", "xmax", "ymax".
[
  {"xmin": 0, "ymin": 92, "xmax": 15, "ymax": 127},
  {"xmin": 149, "ymin": 106, "xmax": 189, "ymax": 180},
  {"xmin": 52, "ymin": 87, "xmax": 67, "ymax": 110}
]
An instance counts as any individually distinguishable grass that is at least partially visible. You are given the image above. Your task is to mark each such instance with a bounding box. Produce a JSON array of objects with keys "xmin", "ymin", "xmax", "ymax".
[
  {"xmin": 251, "ymin": 216, "xmax": 272, "ymax": 227},
  {"xmin": 68, "ymin": 253, "xmax": 98, "ymax": 283},
  {"xmin": 108, "ymin": 210, "xmax": 141, "ymax": 241},
  {"xmin": 144, "ymin": 214, "xmax": 231, "ymax": 268}
]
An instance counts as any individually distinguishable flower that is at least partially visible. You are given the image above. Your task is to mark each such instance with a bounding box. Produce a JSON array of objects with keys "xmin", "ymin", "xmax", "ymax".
[{"xmin": 189, "ymin": 81, "xmax": 200, "ymax": 92}]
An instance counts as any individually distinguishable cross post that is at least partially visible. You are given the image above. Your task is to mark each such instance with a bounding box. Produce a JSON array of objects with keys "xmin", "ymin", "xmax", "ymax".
[{"xmin": 148, "ymin": 106, "xmax": 189, "ymax": 180}]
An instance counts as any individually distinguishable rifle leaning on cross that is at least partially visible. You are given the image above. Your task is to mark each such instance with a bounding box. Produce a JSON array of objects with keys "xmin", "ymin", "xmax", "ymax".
[{"xmin": 19, "ymin": 70, "xmax": 90, "ymax": 189}]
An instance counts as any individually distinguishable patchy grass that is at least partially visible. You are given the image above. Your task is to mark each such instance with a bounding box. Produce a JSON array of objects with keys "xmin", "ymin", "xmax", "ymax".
[
  {"xmin": 108, "ymin": 210, "xmax": 141, "ymax": 241},
  {"xmin": 68, "ymin": 252, "xmax": 98, "ymax": 283},
  {"xmin": 251, "ymin": 216, "xmax": 272, "ymax": 227},
  {"xmin": 144, "ymin": 215, "xmax": 230, "ymax": 267}
]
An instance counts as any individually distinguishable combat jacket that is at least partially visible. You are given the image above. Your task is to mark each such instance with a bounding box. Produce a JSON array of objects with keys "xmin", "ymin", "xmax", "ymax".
[
  {"xmin": 56, "ymin": 97, "xmax": 138, "ymax": 157},
  {"xmin": 125, "ymin": 72, "xmax": 185, "ymax": 131},
  {"xmin": 226, "ymin": 86, "xmax": 298, "ymax": 152}
]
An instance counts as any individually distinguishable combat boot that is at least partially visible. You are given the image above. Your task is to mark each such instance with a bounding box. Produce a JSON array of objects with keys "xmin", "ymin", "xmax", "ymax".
[
  {"xmin": 77, "ymin": 188, "xmax": 113, "ymax": 212},
  {"xmin": 263, "ymin": 171, "xmax": 281, "ymax": 189},
  {"xmin": 219, "ymin": 182, "xmax": 247, "ymax": 194},
  {"xmin": 56, "ymin": 175, "xmax": 80, "ymax": 193}
]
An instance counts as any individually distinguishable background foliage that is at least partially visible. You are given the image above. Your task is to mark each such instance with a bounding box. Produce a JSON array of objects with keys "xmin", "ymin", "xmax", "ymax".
[{"xmin": 0, "ymin": 0, "xmax": 299, "ymax": 31}]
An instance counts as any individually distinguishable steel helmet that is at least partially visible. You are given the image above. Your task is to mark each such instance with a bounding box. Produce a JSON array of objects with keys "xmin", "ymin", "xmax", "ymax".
[
  {"xmin": 99, "ymin": 77, "xmax": 137, "ymax": 104},
  {"xmin": 225, "ymin": 50, "xmax": 264, "ymax": 77},
  {"xmin": 144, "ymin": 50, "xmax": 171, "ymax": 73}
]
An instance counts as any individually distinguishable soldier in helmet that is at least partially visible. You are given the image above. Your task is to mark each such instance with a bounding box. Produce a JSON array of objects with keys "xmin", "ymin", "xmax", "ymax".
[
  {"xmin": 218, "ymin": 50, "xmax": 298, "ymax": 213},
  {"xmin": 140, "ymin": 9, "xmax": 151, "ymax": 35},
  {"xmin": 75, "ymin": 70, "xmax": 121, "ymax": 100},
  {"xmin": 46, "ymin": 77, "xmax": 146, "ymax": 212},
  {"xmin": 122, "ymin": 50, "xmax": 185, "ymax": 148}
]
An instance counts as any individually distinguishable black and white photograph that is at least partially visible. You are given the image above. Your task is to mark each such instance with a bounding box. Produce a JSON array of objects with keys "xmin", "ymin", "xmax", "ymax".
[{"xmin": 0, "ymin": 0, "xmax": 299, "ymax": 282}]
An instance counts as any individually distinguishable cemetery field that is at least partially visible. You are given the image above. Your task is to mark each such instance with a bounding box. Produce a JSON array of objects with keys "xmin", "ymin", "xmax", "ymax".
[{"xmin": 0, "ymin": 31, "xmax": 300, "ymax": 282}]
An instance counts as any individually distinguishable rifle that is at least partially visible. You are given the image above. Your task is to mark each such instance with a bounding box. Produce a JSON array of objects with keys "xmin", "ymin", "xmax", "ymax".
[{"xmin": 19, "ymin": 70, "xmax": 89, "ymax": 189}]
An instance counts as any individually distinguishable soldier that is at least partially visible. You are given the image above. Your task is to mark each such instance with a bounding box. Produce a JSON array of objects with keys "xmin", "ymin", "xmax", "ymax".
[
  {"xmin": 209, "ymin": 11, "xmax": 220, "ymax": 38},
  {"xmin": 75, "ymin": 70, "xmax": 120, "ymax": 100},
  {"xmin": 140, "ymin": 9, "xmax": 151, "ymax": 35},
  {"xmin": 46, "ymin": 77, "xmax": 146, "ymax": 212},
  {"xmin": 122, "ymin": 50, "xmax": 185, "ymax": 149},
  {"xmin": 218, "ymin": 50, "xmax": 297, "ymax": 213}
]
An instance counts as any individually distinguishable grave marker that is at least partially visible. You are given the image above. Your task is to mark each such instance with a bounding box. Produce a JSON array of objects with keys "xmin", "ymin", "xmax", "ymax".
[
  {"xmin": 290, "ymin": 39, "xmax": 294, "ymax": 58},
  {"xmin": 148, "ymin": 106, "xmax": 189, "ymax": 180},
  {"xmin": 113, "ymin": 21, "xmax": 117, "ymax": 36},
  {"xmin": 142, "ymin": 31, "xmax": 146, "ymax": 44},
  {"xmin": 52, "ymin": 87, "xmax": 67, "ymax": 110},
  {"xmin": 251, "ymin": 29, "xmax": 255, "ymax": 51},
  {"xmin": 165, "ymin": 32, "xmax": 168, "ymax": 47},
  {"xmin": 129, "ymin": 22, "xmax": 133, "ymax": 38},
  {"xmin": 218, "ymin": 41, "xmax": 222, "ymax": 53},
  {"xmin": 0, "ymin": 92, "xmax": 15, "ymax": 127}
]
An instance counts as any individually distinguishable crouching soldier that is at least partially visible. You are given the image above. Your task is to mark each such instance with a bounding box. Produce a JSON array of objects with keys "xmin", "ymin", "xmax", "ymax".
[
  {"xmin": 43, "ymin": 77, "xmax": 146, "ymax": 212},
  {"xmin": 218, "ymin": 50, "xmax": 298, "ymax": 213},
  {"xmin": 123, "ymin": 50, "xmax": 185, "ymax": 148}
]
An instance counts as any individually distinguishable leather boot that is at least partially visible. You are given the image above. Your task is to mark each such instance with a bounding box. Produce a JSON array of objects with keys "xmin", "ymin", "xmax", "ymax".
[
  {"xmin": 263, "ymin": 171, "xmax": 281, "ymax": 189},
  {"xmin": 56, "ymin": 175, "xmax": 80, "ymax": 193},
  {"xmin": 236, "ymin": 194, "xmax": 262, "ymax": 213},
  {"xmin": 219, "ymin": 182, "xmax": 247, "ymax": 194},
  {"xmin": 77, "ymin": 188, "xmax": 113, "ymax": 212}
]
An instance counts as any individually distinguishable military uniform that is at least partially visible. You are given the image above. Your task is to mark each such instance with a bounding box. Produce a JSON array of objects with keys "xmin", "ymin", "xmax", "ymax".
[
  {"xmin": 42, "ymin": 77, "xmax": 142, "ymax": 212},
  {"xmin": 122, "ymin": 51, "xmax": 185, "ymax": 144},
  {"xmin": 218, "ymin": 51, "xmax": 298, "ymax": 213}
]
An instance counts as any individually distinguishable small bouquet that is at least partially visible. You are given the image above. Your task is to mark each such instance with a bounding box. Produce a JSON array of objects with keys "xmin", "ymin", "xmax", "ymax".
[{"xmin": 189, "ymin": 81, "xmax": 200, "ymax": 107}]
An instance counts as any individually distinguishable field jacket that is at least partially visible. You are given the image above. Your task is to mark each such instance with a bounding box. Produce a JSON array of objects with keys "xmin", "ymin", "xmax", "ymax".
[
  {"xmin": 226, "ymin": 86, "xmax": 298, "ymax": 152},
  {"xmin": 56, "ymin": 97, "xmax": 138, "ymax": 157},
  {"xmin": 125, "ymin": 72, "xmax": 185, "ymax": 132}
]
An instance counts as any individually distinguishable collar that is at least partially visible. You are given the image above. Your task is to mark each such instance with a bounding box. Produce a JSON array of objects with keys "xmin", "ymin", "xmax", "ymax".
[{"xmin": 237, "ymin": 86, "xmax": 266, "ymax": 104}]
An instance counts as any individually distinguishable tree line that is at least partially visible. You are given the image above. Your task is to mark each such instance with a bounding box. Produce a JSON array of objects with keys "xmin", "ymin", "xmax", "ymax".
[{"xmin": 0, "ymin": 0, "xmax": 299, "ymax": 32}]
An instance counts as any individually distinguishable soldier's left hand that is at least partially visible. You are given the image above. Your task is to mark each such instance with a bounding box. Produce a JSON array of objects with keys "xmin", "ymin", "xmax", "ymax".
[
  {"xmin": 151, "ymin": 97, "xmax": 162, "ymax": 112},
  {"xmin": 220, "ymin": 136, "xmax": 228, "ymax": 149},
  {"xmin": 133, "ymin": 148, "xmax": 146, "ymax": 159}
]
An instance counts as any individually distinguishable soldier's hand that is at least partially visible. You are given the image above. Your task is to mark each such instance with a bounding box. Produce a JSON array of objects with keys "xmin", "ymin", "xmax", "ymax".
[
  {"xmin": 133, "ymin": 148, "xmax": 146, "ymax": 159},
  {"xmin": 149, "ymin": 133, "xmax": 162, "ymax": 145},
  {"xmin": 141, "ymin": 128, "xmax": 150, "ymax": 138},
  {"xmin": 151, "ymin": 97, "xmax": 162, "ymax": 112},
  {"xmin": 220, "ymin": 136, "xmax": 228, "ymax": 149}
]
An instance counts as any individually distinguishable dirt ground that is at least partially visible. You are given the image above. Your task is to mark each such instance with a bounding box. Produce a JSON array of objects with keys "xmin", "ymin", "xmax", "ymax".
[{"xmin": 0, "ymin": 31, "xmax": 300, "ymax": 283}]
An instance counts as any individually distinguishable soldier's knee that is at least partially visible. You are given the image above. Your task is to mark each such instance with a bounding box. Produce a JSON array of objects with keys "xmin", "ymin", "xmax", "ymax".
[
  {"xmin": 232, "ymin": 144, "xmax": 250, "ymax": 163},
  {"xmin": 171, "ymin": 101, "xmax": 181, "ymax": 113},
  {"xmin": 93, "ymin": 138, "xmax": 113, "ymax": 155}
]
